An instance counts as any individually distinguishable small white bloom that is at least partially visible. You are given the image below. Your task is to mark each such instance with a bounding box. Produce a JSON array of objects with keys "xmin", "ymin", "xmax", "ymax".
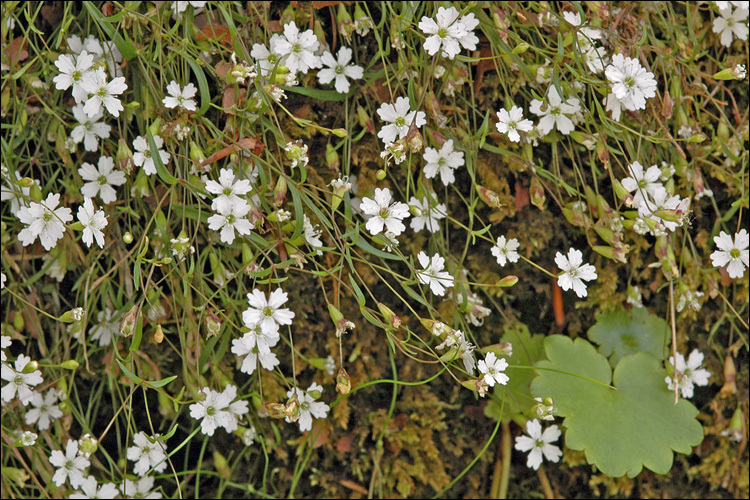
[
  {"xmin": 605, "ymin": 54, "xmax": 657, "ymax": 113},
  {"xmin": 286, "ymin": 383, "xmax": 330, "ymax": 432},
  {"xmin": 376, "ymin": 96, "xmax": 427, "ymax": 144},
  {"xmin": 231, "ymin": 322, "xmax": 280, "ymax": 374},
  {"xmin": 478, "ymin": 352, "xmax": 509, "ymax": 387},
  {"xmin": 303, "ymin": 215, "xmax": 324, "ymax": 255},
  {"xmin": 416, "ymin": 251, "xmax": 454, "ymax": 296},
  {"xmin": 53, "ymin": 51, "xmax": 95, "ymax": 104},
  {"xmin": 666, "ymin": 349, "xmax": 711, "ymax": 399},
  {"xmin": 127, "ymin": 432, "xmax": 168, "ymax": 476},
  {"xmin": 555, "ymin": 248, "xmax": 597, "ymax": 298},
  {"xmin": 79, "ymin": 156, "xmax": 125, "ymax": 205},
  {"xmin": 638, "ymin": 186, "xmax": 687, "ymax": 233},
  {"xmin": 317, "ymin": 47, "xmax": 364, "ymax": 94},
  {"xmin": 408, "ymin": 194, "xmax": 447, "ymax": 233},
  {"xmin": 285, "ymin": 140, "xmax": 309, "ymax": 169},
  {"xmin": 712, "ymin": 5, "xmax": 749, "ymax": 47},
  {"xmin": 207, "ymin": 198, "xmax": 254, "ymax": 244},
  {"xmin": 273, "ymin": 21, "xmax": 321, "ymax": 75},
  {"xmin": 422, "ymin": 139, "xmax": 464, "ymax": 186},
  {"xmin": 120, "ymin": 476, "xmax": 162, "ymax": 499},
  {"xmin": 251, "ymin": 39, "xmax": 286, "ymax": 78},
  {"xmin": 189, "ymin": 386, "xmax": 239, "ymax": 436},
  {"xmin": 163, "ymin": 80, "xmax": 198, "ymax": 111},
  {"xmin": 17, "ymin": 193, "xmax": 73, "ymax": 251},
  {"xmin": 621, "ymin": 161, "xmax": 663, "ymax": 208},
  {"xmin": 133, "ymin": 134, "xmax": 171, "ymax": 176},
  {"xmin": 88, "ymin": 307, "xmax": 120, "ymax": 346},
  {"xmin": 19, "ymin": 430, "xmax": 38, "ymax": 446},
  {"xmin": 243, "ymin": 288, "xmax": 295, "ymax": 335},
  {"xmin": 360, "ymin": 187, "xmax": 410, "ymax": 236},
  {"xmin": 582, "ymin": 44, "xmax": 608, "ymax": 73},
  {"xmin": 171, "ymin": 1, "xmax": 207, "ymax": 19},
  {"xmin": 496, "ymin": 106, "xmax": 534, "ymax": 142},
  {"xmin": 71, "ymin": 104, "xmax": 111, "ymax": 152},
  {"xmin": 77, "ymin": 198, "xmax": 108, "ymax": 248},
  {"xmin": 25, "ymin": 388, "xmax": 63, "ymax": 430},
  {"xmin": 205, "ymin": 167, "xmax": 253, "ymax": 212},
  {"xmin": 710, "ymin": 229, "xmax": 749, "ymax": 279},
  {"xmin": 418, "ymin": 6, "xmax": 465, "ymax": 59},
  {"xmin": 491, "ymin": 235, "xmax": 520, "ymax": 266},
  {"xmin": 79, "ymin": 68, "xmax": 128, "ymax": 118},
  {"xmin": 530, "ymin": 86, "xmax": 581, "ymax": 136},
  {"xmin": 49, "ymin": 439, "xmax": 90, "ymax": 488},
  {"xmin": 514, "ymin": 419, "xmax": 563, "ymax": 470},
  {"xmin": 69, "ymin": 476, "xmax": 120, "ymax": 500}
]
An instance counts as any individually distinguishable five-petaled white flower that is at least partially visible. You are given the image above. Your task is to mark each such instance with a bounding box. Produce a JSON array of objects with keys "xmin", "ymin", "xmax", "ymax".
[
  {"xmin": 17, "ymin": 193, "xmax": 73, "ymax": 251},
  {"xmin": 530, "ymin": 86, "xmax": 581, "ymax": 136},
  {"xmin": 1, "ymin": 354, "xmax": 44, "ymax": 405},
  {"xmin": 621, "ymin": 161, "xmax": 663, "ymax": 208},
  {"xmin": 491, "ymin": 235, "xmax": 520, "ymax": 266},
  {"xmin": 317, "ymin": 46, "xmax": 364, "ymax": 94},
  {"xmin": 89, "ymin": 307, "xmax": 121, "ymax": 346},
  {"xmin": 243, "ymin": 288, "xmax": 296, "ymax": 335},
  {"xmin": 361, "ymin": 187, "xmax": 410, "ymax": 236},
  {"xmin": 273, "ymin": 21, "xmax": 321, "ymax": 75},
  {"xmin": 605, "ymin": 54, "xmax": 657, "ymax": 116},
  {"xmin": 418, "ymin": 6, "xmax": 465, "ymax": 59},
  {"xmin": 409, "ymin": 194, "xmax": 447, "ymax": 233},
  {"xmin": 423, "ymin": 139, "xmax": 465, "ymax": 186},
  {"xmin": 69, "ymin": 476, "xmax": 120, "ymax": 500},
  {"xmin": 120, "ymin": 476, "xmax": 162, "ymax": 499},
  {"xmin": 286, "ymin": 383, "xmax": 330, "ymax": 432},
  {"xmin": 189, "ymin": 385, "xmax": 246, "ymax": 436},
  {"xmin": 127, "ymin": 432, "xmax": 168, "ymax": 476},
  {"xmin": 71, "ymin": 104, "xmax": 111, "ymax": 152},
  {"xmin": 49, "ymin": 439, "xmax": 90, "ymax": 488},
  {"xmin": 79, "ymin": 68, "xmax": 128, "ymax": 118},
  {"xmin": 478, "ymin": 352, "xmax": 510, "ymax": 387},
  {"xmin": 712, "ymin": 5, "xmax": 749, "ymax": 47},
  {"xmin": 416, "ymin": 251, "xmax": 454, "ymax": 296},
  {"xmin": 163, "ymin": 80, "xmax": 198, "ymax": 111},
  {"xmin": 376, "ymin": 96, "xmax": 427, "ymax": 144},
  {"xmin": 53, "ymin": 51, "xmax": 95, "ymax": 104},
  {"xmin": 251, "ymin": 38, "xmax": 287, "ymax": 78},
  {"xmin": 665, "ymin": 349, "xmax": 712, "ymax": 399},
  {"xmin": 231, "ymin": 322, "xmax": 280, "ymax": 375},
  {"xmin": 207, "ymin": 199, "xmax": 254, "ymax": 244},
  {"xmin": 514, "ymin": 419, "xmax": 563, "ymax": 470},
  {"xmin": 79, "ymin": 156, "xmax": 126, "ymax": 205},
  {"xmin": 205, "ymin": 167, "xmax": 253, "ymax": 212},
  {"xmin": 77, "ymin": 198, "xmax": 108, "ymax": 248},
  {"xmin": 710, "ymin": 229, "xmax": 749, "ymax": 279},
  {"xmin": 555, "ymin": 248, "xmax": 597, "ymax": 298},
  {"xmin": 496, "ymin": 106, "xmax": 534, "ymax": 143},
  {"xmin": 25, "ymin": 388, "xmax": 64, "ymax": 430},
  {"xmin": 133, "ymin": 134, "xmax": 171, "ymax": 176}
]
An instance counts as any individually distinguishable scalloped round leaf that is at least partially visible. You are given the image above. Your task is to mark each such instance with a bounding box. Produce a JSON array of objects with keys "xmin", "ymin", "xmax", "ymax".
[
  {"xmin": 485, "ymin": 326, "xmax": 546, "ymax": 422},
  {"xmin": 531, "ymin": 335, "xmax": 703, "ymax": 478},
  {"xmin": 587, "ymin": 307, "xmax": 670, "ymax": 367}
]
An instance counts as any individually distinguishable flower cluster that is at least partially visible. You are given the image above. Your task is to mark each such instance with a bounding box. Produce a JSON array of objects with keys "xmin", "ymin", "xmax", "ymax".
[{"xmin": 189, "ymin": 385, "xmax": 249, "ymax": 436}]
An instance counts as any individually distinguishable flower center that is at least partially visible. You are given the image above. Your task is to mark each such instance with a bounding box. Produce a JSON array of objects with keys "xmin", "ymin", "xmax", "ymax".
[
  {"xmin": 43, "ymin": 211, "xmax": 53, "ymax": 222},
  {"xmin": 144, "ymin": 150, "xmax": 152, "ymax": 158},
  {"xmin": 379, "ymin": 207, "xmax": 390, "ymax": 219},
  {"xmin": 65, "ymin": 459, "xmax": 74, "ymax": 470},
  {"xmin": 394, "ymin": 117, "xmax": 406, "ymax": 127},
  {"xmin": 730, "ymin": 248, "xmax": 740, "ymax": 259},
  {"xmin": 223, "ymin": 187, "xmax": 233, "ymax": 196},
  {"xmin": 437, "ymin": 27, "xmax": 448, "ymax": 39},
  {"xmin": 263, "ymin": 306, "xmax": 273, "ymax": 317},
  {"xmin": 97, "ymin": 87, "xmax": 107, "ymax": 98},
  {"xmin": 334, "ymin": 65, "xmax": 344, "ymax": 75},
  {"xmin": 206, "ymin": 406, "xmax": 216, "ymax": 416},
  {"xmin": 98, "ymin": 175, "xmax": 108, "ymax": 185},
  {"xmin": 292, "ymin": 43, "xmax": 301, "ymax": 54},
  {"xmin": 624, "ymin": 76, "xmax": 635, "ymax": 89},
  {"xmin": 226, "ymin": 214, "xmax": 235, "ymax": 225},
  {"xmin": 14, "ymin": 375, "xmax": 23, "ymax": 385}
]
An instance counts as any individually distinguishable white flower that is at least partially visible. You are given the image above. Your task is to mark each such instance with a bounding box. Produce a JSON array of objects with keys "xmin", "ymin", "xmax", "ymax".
[
  {"xmin": 1, "ymin": 336, "xmax": 10, "ymax": 362},
  {"xmin": 69, "ymin": 476, "xmax": 120, "ymax": 500},
  {"xmin": 79, "ymin": 68, "xmax": 128, "ymax": 118},
  {"xmin": 17, "ymin": 193, "xmax": 73, "ymax": 251},
  {"xmin": 251, "ymin": 39, "xmax": 286, "ymax": 78},
  {"xmin": 303, "ymin": 215, "xmax": 324, "ymax": 255},
  {"xmin": 120, "ymin": 476, "xmax": 162, "ymax": 499},
  {"xmin": 408, "ymin": 194, "xmax": 447, "ymax": 233},
  {"xmin": 71, "ymin": 104, "xmax": 111, "ymax": 152},
  {"xmin": 710, "ymin": 229, "xmax": 749, "ymax": 279},
  {"xmin": 491, "ymin": 236, "xmax": 520, "ymax": 266},
  {"xmin": 273, "ymin": 21, "xmax": 321, "ymax": 75},
  {"xmin": 189, "ymin": 386, "xmax": 236, "ymax": 436},
  {"xmin": 604, "ymin": 92, "xmax": 625, "ymax": 122},
  {"xmin": 638, "ymin": 186, "xmax": 686, "ymax": 233},
  {"xmin": 205, "ymin": 167, "xmax": 253, "ymax": 212},
  {"xmin": 514, "ymin": 419, "xmax": 563, "ymax": 470},
  {"xmin": 19, "ymin": 430, "xmax": 37, "ymax": 446},
  {"xmin": 605, "ymin": 54, "xmax": 657, "ymax": 113},
  {"xmin": 53, "ymin": 51, "xmax": 95, "ymax": 103},
  {"xmin": 317, "ymin": 47, "xmax": 364, "ymax": 93},
  {"xmin": 162, "ymin": 80, "xmax": 197, "ymax": 111},
  {"xmin": 285, "ymin": 140, "xmax": 309, "ymax": 169},
  {"xmin": 1, "ymin": 354, "xmax": 42, "ymax": 404},
  {"xmin": 133, "ymin": 134, "xmax": 171, "ymax": 176},
  {"xmin": 79, "ymin": 156, "xmax": 125, "ymax": 205},
  {"xmin": 621, "ymin": 161, "xmax": 663, "ymax": 208},
  {"xmin": 207, "ymin": 198, "xmax": 254, "ymax": 244},
  {"xmin": 456, "ymin": 12, "xmax": 480, "ymax": 51},
  {"xmin": 243, "ymin": 288, "xmax": 295, "ymax": 335},
  {"xmin": 583, "ymin": 44, "xmax": 608, "ymax": 73},
  {"xmin": 88, "ymin": 307, "xmax": 120, "ymax": 346},
  {"xmin": 422, "ymin": 139, "xmax": 464, "ymax": 186},
  {"xmin": 376, "ymin": 96, "xmax": 426, "ymax": 144},
  {"xmin": 360, "ymin": 187, "xmax": 410, "ymax": 236},
  {"xmin": 127, "ymin": 432, "xmax": 168, "ymax": 476},
  {"xmin": 478, "ymin": 352, "xmax": 510, "ymax": 387},
  {"xmin": 77, "ymin": 198, "xmax": 108, "ymax": 248},
  {"xmin": 416, "ymin": 251, "xmax": 454, "ymax": 296},
  {"xmin": 231, "ymin": 322, "xmax": 280, "ymax": 375},
  {"xmin": 418, "ymin": 6, "xmax": 465, "ymax": 59},
  {"xmin": 25, "ymin": 388, "xmax": 63, "ymax": 430},
  {"xmin": 529, "ymin": 86, "xmax": 581, "ymax": 136},
  {"xmin": 286, "ymin": 383, "xmax": 330, "ymax": 432},
  {"xmin": 67, "ymin": 35, "xmax": 103, "ymax": 57},
  {"xmin": 666, "ymin": 349, "xmax": 711, "ymax": 399},
  {"xmin": 171, "ymin": 1, "xmax": 207, "ymax": 18},
  {"xmin": 458, "ymin": 289, "xmax": 492, "ymax": 326},
  {"xmin": 713, "ymin": 6, "xmax": 749, "ymax": 46},
  {"xmin": 496, "ymin": 106, "xmax": 534, "ymax": 142},
  {"xmin": 49, "ymin": 440, "xmax": 90, "ymax": 488},
  {"xmin": 555, "ymin": 248, "xmax": 597, "ymax": 298}
]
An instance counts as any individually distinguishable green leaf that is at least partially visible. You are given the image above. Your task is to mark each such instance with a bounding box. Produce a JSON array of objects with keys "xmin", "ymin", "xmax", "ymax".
[
  {"xmin": 485, "ymin": 325, "xmax": 546, "ymax": 423},
  {"xmin": 184, "ymin": 56, "xmax": 211, "ymax": 116},
  {"xmin": 587, "ymin": 307, "xmax": 670, "ymax": 367},
  {"xmin": 532, "ymin": 336, "xmax": 703, "ymax": 478},
  {"xmin": 116, "ymin": 359, "xmax": 143, "ymax": 384},
  {"xmin": 144, "ymin": 375, "xmax": 177, "ymax": 388},
  {"xmin": 281, "ymin": 85, "xmax": 350, "ymax": 102}
]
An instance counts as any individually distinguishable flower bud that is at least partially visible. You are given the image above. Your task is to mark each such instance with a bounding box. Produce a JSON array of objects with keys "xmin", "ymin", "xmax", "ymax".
[
  {"xmin": 119, "ymin": 304, "xmax": 139, "ymax": 337},
  {"xmin": 496, "ymin": 275, "xmax": 518, "ymax": 287},
  {"xmin": 375, "ymin": 169, "xmax": 387, "ymax": 180},
  {"xmin": 123, "ymin": 232, "xmax": 134, "ymax": 244},
  {"xmin": 480, "ymin": 342, "xmax": 513, "ymax": 357},
  {"xmin": 475, "ymin": 185, "xmax": 503, "ymax": 209},
  {"xmin": 529, "ymin": 176, "xmax": 546, "ymax": 210},
  {"xmin": 325, "ymin": 143, "xmax": 340, "ymax": 170},
  {"xmin": 61, "ymin": 360, "xmax": 80, "ymax": 370},
  {"xmin": 274, "ymin": 176, "xmax": 287, "ymax": 207},
  {"xmin": 357, "ymin": 105, "xmax": 375, "ymax": 134},
  {"xmin": 78, "ymin": 434, "xmax": 98, "ymax": 459},
  {"xmin": 285, "ymin": 393, "xmax": 301, "ymax": 422},
  {"xmin": 336, "ymin": 367, "xmax": 352, "ymax": 394},
  {"xmin": 58, "ymin": 307, "xmax": 85, "ymax": 324},
  {"xmin": 337, "ymin": 3, "xmax": 355, "ymax": 41},
  {"xmin": 377, "ymin": 302, "xmax": 401, "ymax": 329},
  {"xmin": 206, "ymin": 312, "xmax": 221, "ymax": 338},
  {"xmin": 21, "ymin": 360, "xmax": 39, "ymax": 374}
]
